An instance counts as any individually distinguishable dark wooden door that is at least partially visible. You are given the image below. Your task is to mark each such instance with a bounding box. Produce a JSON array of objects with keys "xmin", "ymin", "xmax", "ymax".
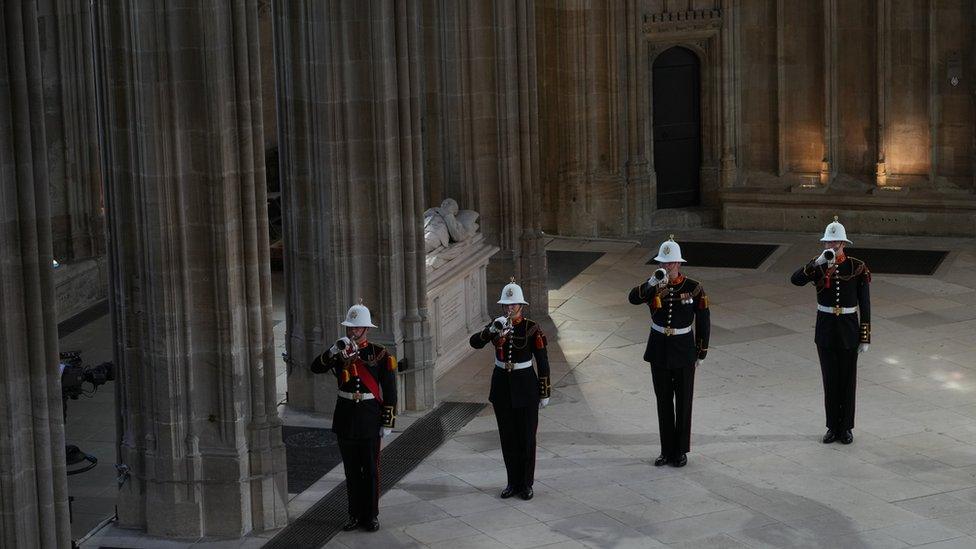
[{"xmin": 652, "ymin": 47, "xmax": 701, "ymax": 208}]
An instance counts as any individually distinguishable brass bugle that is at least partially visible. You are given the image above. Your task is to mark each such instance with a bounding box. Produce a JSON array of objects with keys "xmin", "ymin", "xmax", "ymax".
[{"xmin": 492, "ymin": 310, "xmax": 515, "ymax": 332}]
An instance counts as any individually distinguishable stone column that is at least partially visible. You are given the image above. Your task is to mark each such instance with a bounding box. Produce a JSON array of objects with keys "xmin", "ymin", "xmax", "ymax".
[
  {"xmin": 0, "ymin": 1, "xmax": 72, "ymax": 547},
  {"xmin": 93, "ymin": 1, "xmax": 286, "ymax": 537},
  {"xmin": 623, "ymin": 0, "xmax": 652, "ymax": 233},
  {"xmin": 821, "ymin": 0, "xmax": 839, "ymax": 185},
  {"xmin": 720, "ymin": 0, "xmax": 740, "ymax": 187},
  {"xmin": 775, "ymin": 0, "xmax": 786, "ymax": 177},
  {"xmin": 536, "ymin": 1, "xmax": 637, "ymax": 236},
  {"xmin": 463, "ymin": 0, "xmax": 548, "ymax": 313},
  {"xmin": 38, "ymin": 0, "xmax": 103, "ymax": 262},
  {"xmin": 927, "ymin": 0, "xmax": 938, "ymax": 183},
  {"xmin": 876, "ymin": 0, "xmax": 890, "ymax": 186},
  {"xmin": 275, "ymin": 1, "xmax": 435, "ymax": 413}
]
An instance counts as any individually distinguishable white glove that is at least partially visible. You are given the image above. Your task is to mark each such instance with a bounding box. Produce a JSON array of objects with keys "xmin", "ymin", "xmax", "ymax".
[
  {"xmin": 858, "ymin": 343, "xmax": 869, "ymax": 353},
  {"xmin": 539, "ymin": 398, "xmax": 550, "ymax": 409},
  {"xmin": 336, "ymin": 337, "xmax": 358, "ymax": 359},
  {"xmin": 489, "ymin": 316, "xmax": 508, "ymax": 334},
  {"xmin": 695, "ymin": 359, "xmax": 703, "ymax": 368},
  {"xmin": 647, "ymin": 268, "xmax": 668, "ymax": 287},
  {"xmin": 815, "ymin": 249, "xmax": 835, "ymax": 266},
  {"xmin": 381, "ymin": 427, "xmax": 392, "ymax": 437}
]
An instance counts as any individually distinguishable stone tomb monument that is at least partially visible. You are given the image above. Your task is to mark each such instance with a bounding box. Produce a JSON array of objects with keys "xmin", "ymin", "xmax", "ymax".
[{"xmin": 424, "ymin": 199, "xmax": 498, "ymax": 377}]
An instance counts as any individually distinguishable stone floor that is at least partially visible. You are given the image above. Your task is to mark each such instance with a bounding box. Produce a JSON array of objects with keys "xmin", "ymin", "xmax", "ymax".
[
  {"xmin": 80, "ymin": 228, "xmax": 976, "ymax": 548},
  {"xmin": 331, "ymin": 229, "xmax": 976, "ymax": 549}
]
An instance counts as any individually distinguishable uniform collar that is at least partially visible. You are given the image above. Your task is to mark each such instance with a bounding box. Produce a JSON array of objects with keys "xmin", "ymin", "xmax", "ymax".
[
  {"xmin": 355, "ymin": 338, "xmax": 369, "ymax": 348},
  {"xmin": 835, "ymin": 252, "xmax": 847, "ymax": 264},
  {"xmin": 512, "ymin": 314, "xmax": 524, "ymax": 325},
  {"xmin": 669, "ymin": 273, "xmax": 685, "ymax": 286}
]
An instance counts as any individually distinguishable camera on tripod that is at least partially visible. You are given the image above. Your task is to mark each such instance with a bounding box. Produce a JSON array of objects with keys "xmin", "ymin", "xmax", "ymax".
[
  {"xmin": 59, "ymin": 351, "xmax": 115, "ymax": 400},
  {"xmin": 59, "ymin": 351, "xmax": 116, "ymax": 478}
]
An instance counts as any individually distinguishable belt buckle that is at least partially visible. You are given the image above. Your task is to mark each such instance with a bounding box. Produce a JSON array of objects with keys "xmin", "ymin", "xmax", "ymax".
[
  {"xmin": 833, "ymin": 306, "xmax": 842, "ymax": 316},
  {"xmin": 352, "ymin": 391, "xmax": 362, "ymax": 402},
  {"xmin": 505, "ymin": 362, "xmax": 514, "ymax": 372},
  {"xmin": 664, "ymin": 327, "xmax": 674, "ymax": 336}
]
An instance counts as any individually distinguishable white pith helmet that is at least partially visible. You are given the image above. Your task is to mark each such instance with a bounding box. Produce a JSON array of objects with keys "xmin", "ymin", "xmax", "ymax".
[
  {"xmin": 341, "ymin": 303, "xmax": 377, "ymax": 328},
  {"xmin": 498, "ymin": 280, "xmax": 528, "ymax": 305},
  {"xmin": 820, "ymin": 216, "xmax": 853, "ymax": 245},
  {"xmin": 653, "ymin": 235, "xmax": 686, "ymax": 263}
]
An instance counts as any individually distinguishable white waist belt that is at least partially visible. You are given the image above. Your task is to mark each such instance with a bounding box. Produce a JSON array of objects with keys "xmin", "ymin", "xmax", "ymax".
[
  {"xmin": 338, "ymin": 390, "xmax": 375, "ymax": 402},
  {"xmin": 651, "ymin": 322, "xmax": 692, "ymax": 336},
  {"xmin": 495, "ymin": 360, "xmax": 533, "ymax": 371},
  {"xmin": 817, "ymin": 305, "xmax": 857, "ymax": 315}
]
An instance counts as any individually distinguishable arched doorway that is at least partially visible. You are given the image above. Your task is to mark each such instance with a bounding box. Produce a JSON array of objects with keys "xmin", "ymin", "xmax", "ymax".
[{"xmin": 652, "ymin": 46, "xmax": 702, "ymax": 209}]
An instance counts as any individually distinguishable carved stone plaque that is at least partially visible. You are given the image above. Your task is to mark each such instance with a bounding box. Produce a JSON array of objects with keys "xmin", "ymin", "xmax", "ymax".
[{"xmin": 438, "ymin": 282, "xmax": 465, "ymax": 337}]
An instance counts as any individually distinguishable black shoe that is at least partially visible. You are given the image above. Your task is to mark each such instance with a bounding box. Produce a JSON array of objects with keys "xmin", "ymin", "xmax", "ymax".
[
  {"xmin": 840, "ymin": 430, "xmax": 853, "ymax": 444},
  {"xmin": 653, "ymin": 455, "xmax": 669, "ymax": 467},
  {"xmin": 363, "ymin": 518, "xmax": 380, "ymax": 532},
  {"xmin": 500, "ymin": 486, "xmax": 516, "ymax": 499},
  {"xmin": 671, "ymin": 454, "xmax": 687, "ymax": 467},
  {"xmin": 341, "ymin": 517, "xmax": 360, "ymax": 531},
  {"xmin": 822, "ymin": 430, "xmax": 837, "ymax": 444},
  {"xmin": 519, "ymin": 487, "xmax": 534, "ymax": 500}
]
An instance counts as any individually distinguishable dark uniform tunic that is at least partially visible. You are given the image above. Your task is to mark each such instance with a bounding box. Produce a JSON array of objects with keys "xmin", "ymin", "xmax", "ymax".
[
  {"xmin": 469, "ymin": 316, "xmax": 550, "ymax": 492},
  {"xmin": 311, "ymin": 340, "xmax": 397, "ymax": 523},
  {"xmin": 629, "ymin": 275, "xmax": 710, "ymax": 459},
  {"xmin": 791, "ymin": 254, "xmax": 871, "ymax": 432}
]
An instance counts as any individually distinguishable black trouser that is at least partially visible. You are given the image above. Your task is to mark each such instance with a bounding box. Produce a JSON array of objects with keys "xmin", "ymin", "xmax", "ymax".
[
  {"xmin": 817, "ymin": 345, "xmax": 858, "ymax": 431},
  {"xmin": 338, "ymin": 436, "xmax": 381, "ymax": 521},
  {"xmin": 651, "ymin": 364, "xmax": 696, "ymax": 459},
  {"xmin": 493, "ymin": 404, "xmax": 538, "ymax": 491}
]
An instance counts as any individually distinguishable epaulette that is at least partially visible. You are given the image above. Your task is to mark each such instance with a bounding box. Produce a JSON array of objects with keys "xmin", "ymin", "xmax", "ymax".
[
  {"xmin": 684, "ymin": 278, "xmax": 703, "ymax": 296},
  {"xmin": 525, "ymin": 319, "xmax": 547, "ymax": 349},
  {"xmin": 848, "ymin": 256, "xmax": 871, "ymax": 282}
]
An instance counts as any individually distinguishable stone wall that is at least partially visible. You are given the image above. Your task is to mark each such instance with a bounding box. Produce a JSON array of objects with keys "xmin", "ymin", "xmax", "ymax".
[
  {"xmin": 420, "ymin": 0, "xmax": 549, "ymax": 315},
  {"xmin": 536, "ymin": 0, "xmax": 976, "ymax": 238}
]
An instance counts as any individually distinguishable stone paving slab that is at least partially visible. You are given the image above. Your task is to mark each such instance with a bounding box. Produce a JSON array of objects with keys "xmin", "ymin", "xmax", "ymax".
[{"xmin": 329, "ymin": 231, "xmax": 976, "ymax": 548}]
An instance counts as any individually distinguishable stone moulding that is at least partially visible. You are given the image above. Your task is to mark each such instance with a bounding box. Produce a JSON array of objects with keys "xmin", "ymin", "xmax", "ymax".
[
  {"xmin": 720, "ymin": 187, "xmax": 976, "ymax": 237},
  {"xmin": 642, "ymin": 9, "xmax": 722, "ymax": 34},
  {"xmin": 425, "ymin": 234, "xmax": 499, "ymax": 379}
]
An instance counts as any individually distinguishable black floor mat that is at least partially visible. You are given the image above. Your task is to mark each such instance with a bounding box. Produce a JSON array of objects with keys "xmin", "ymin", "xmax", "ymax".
[
  {"xmin": 264, "ymin": 402, "xmax": 486, "ymax": 549},
  {"xmin": 646, "ymin": 242, "xmax": 778, "ymax": 269},
  {"xmin": 58, "ymin": 299, "xmax": 109, "ymax": 338},
  {"xmin": 547, "ymin": 250, "xmax": 605, "ymax": 290},
  {"xmin": 282, "ymin": 425, "xmax": 342, "ymax": 495},
  {"xmin": 844, "ymin": 248, "xmax": 947, "ymax": 275}
]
